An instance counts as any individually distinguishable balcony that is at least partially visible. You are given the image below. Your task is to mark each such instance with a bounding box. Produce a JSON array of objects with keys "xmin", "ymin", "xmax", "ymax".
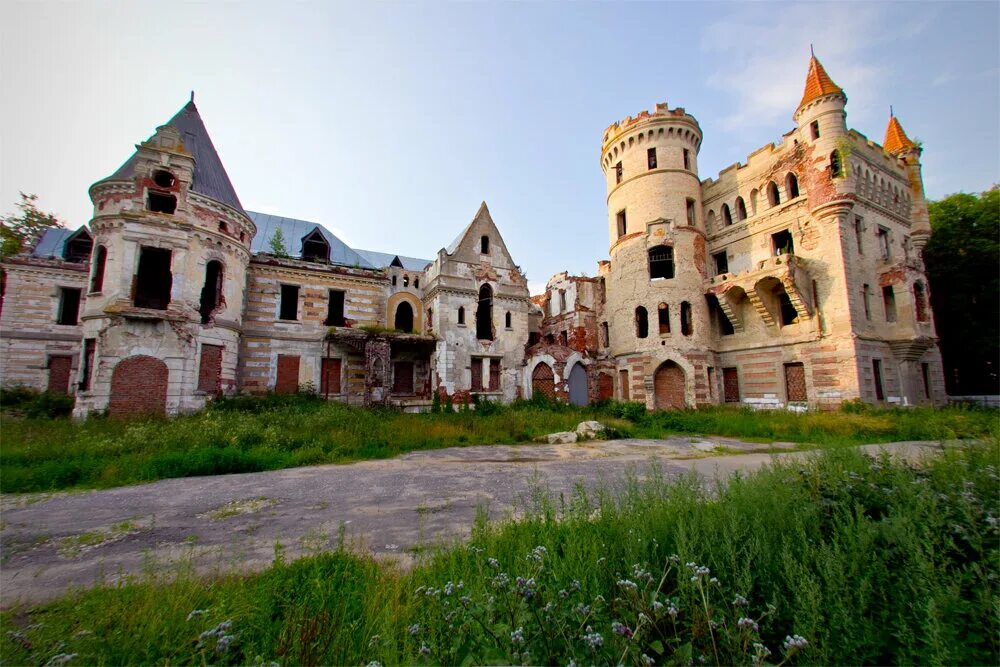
[{"xmin": 707, "ymin": 253, "xmax": 814, "ymax": 331}]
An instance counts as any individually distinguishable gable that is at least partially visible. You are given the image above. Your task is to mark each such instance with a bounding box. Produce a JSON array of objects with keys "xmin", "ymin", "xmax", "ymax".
[{"xmin": 442, "ymin": 201, "xmax": 518, "ymax": 268}]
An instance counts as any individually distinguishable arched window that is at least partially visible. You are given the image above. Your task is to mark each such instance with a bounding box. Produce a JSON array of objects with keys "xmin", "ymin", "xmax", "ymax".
[
  {"xmin": 706, "ymin": 210, "xmax": 717, "ymax": 231},
  {"xmin": 199, "ymin": 260, "xmax": 224, "ymax": 324},
  {"xmin": 90, "ymin": 245, "xmax": 107, "ymax": 293},
  {"xmin": 600, "ymin": 321, "xmax": 609, "ymax": 347},
  {"xmin": 395, "ymin": 301, "xmax": 414, "ymax": 333},
  {"xmin": 749, "ymin": 189, "xmax": 759, "ymax": 215},
  {"xmin": 414, "ymin": 278, "xmax": 420, "ymax": 289},
  {"xmin": 476, "ymin": 284, "xmax": 493, "ymax": 340},
  {"xmin": 722, "ymin": 204, "xmax": 733, "ymax": 227},
  {"xmin": 635, "ymin": 306, "xmax": 648, "ymax": 339},
  {"xmin": 505, "ymin": 311, "xmax": 512, "ymax": 328},
  {"xmin": 658, "ymin": 303, "xmax": 670, "ymax": 334},
  {"xmin": 680, "ymin": 301, "xmax": 693, "ymax": 336},
  {"xmin": 913, "ymin": 282, "xmax": 928, "ymax": 322},
  {"xmin": 648, "ymin": 245, "xmax": 674, "ymax": 279},
  {"xmin": 766, "ymin": 182, "xmax": 780, "ymax": 207},
  {"xmin": 457, "ymin": 306, "xmax": 465, "ymax": 325},
  {"xmin": 391, "ymin": 275, "xmax": 397, "ymax": 286},
  {"xmin": 403, "ymin": 275, "xmax": 409, "ymax": 287},
  {"xmin": 735, "ymin": 197, "xmax": 747, "ymax": 222},
  {"xmin": 785, "ymin": 173, "xmax": 800, "ymax": 199},
  {"xmin": 830, "ymin": 151, "xmax": 844, "ymax": 178}
]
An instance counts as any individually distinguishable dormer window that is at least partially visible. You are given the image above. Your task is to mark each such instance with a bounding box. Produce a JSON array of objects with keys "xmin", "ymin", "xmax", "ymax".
[
  {"xmin": 301, "ymin": 228, "xmax": 330, "ymax": 262},
  {"xmin": 152, "ymin": 170, "xmax": 176, "ymax": 188},
  {"xmin": 63, "ymin": 228, "xmax": 93, "ymax": 263},
  {"xmin": 481, "ymin": 235, "xmax": 490, "ymax": 254},
  {"xmin": 147, "ymin": 191, "xmax": 177, "ymax": 214}
]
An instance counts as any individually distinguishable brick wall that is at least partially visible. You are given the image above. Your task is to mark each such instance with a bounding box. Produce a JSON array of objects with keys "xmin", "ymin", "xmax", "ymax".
[{"xmin": 108, "ymin": 355, "xmax": 169, "ymax": 417}]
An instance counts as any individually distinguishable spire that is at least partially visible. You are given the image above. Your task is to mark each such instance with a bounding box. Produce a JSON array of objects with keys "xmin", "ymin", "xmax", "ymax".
[
  {"xmin": 797, "ymin": 53, "xmax": 843, "ymax": 110},
  {"xmin": 883, "ymin": 111, "xmax": 917, "ymax": 155}
]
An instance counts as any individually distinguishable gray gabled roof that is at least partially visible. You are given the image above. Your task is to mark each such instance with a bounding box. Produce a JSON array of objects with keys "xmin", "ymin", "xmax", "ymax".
[
  {"xmin": 96, "ymin": 100, "xmax": 244, "ymax": 212},
  {"xmin": 354, "ymin": 249, "xmax": 432, "ymax": 272},
  {"xmin": 246, "ymin": 211, "xmax": 374, "ymax": 268},
  {"xmin": 446, "ymin": 201, "xmax": 491, "ymax": 254},
  {"xmin": 31, "ymin": 227, "xmax": 76, "ymax": 258}
]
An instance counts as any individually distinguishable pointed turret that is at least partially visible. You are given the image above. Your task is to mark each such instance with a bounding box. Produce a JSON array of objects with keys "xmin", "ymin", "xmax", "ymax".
[
  {"xmin": 797, "ymin": 54, "xmax": 844, "ymax": 111},
  {"xmin": 883, "ymin": 112, "xmax": 918, "ymax": 155}
]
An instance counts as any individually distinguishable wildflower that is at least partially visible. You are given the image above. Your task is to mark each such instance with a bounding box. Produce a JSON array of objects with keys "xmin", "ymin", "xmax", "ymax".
[
  {"xmin": 487, "ymin": 558, "xmax": 500, "ymax": 568},
  {"xmin": 528, "ymin": 545, "xmax": 548, "ymax": 562},
  {"xmin": 492, "ymin": 572, "xmax": 510, "ymax": 589},
  {"xmin": 186, "ymin": 609, "xmax": 209, "ymax": 621},
  {"xmin": 617, "ymin": 578, "xmax": 638, "ymax": 591},
  {"xmin": 45, "ymin": 654, "xmax": 77, "ymax": 666},
  {"xmin": 632, "ymin": 564, "xmax": 653, "ymax": 583},
  {"xmin": 594, "ymin": 595, "xmax": 606, "ymax": 604},
  {"xmin": 574, "ymin": 603, "xmax": 591, "ymax": 615},
  {"xmin": 459, "ymin": 595, "xmax": 472, "ymax": 606},
  {"xmin": 419, "ymin": 644, "xmax": 431, "ymax": 656},
  {"xmin": 511, "ymin": 627, "xmax": 525, "ymax": 644},
  {"xmin": 652, "ymin": 601, "xmax": 664, "ymax": 612},
  {"xmin": 368, "ymin": 635, "xmax": 381, "ymax": 647},
  {"xmin": 216, "ymin": 635, "xmax": 235, "ymax": 654},
  {"xmin": 597, "ymin": 556, "xmax": 606, "ymax": 565},
  {"xmin": 783, "ymin": 634, "xmax": 809, "ymax": 651},
  {"xmin": 444, "ymin": 581, "xmax": 455, "ymax": 596},
  {"xmin": 583, "ymin": 629, "xmax": 603, "ymax": 649},
  {"xmin": 567, "ymin": 661, "xmax": 578, "ymax": 667},
  {"xmin": 638, "ymin": 612, "xmax": 650, "ymax": 624},
  {"xmin": 558, "ymin": 589, "xmax": 569, "ymax": 599},
  {"xmin": 667, "ymin": 602, "xmax": 679, "ymax": 619},
  {"xmin": 751, "ymin": 643, "xmax": 772, "ymax": 667},
  {"xmin": 737, "ymin": 617, "xmax": 759, "ymax": 632},
  {"xmin": 515, "ymin": 576, "xmax": 536, "ymax": 599},
  {"xmin": 642, "ymin": 653, "xmax": 656, "ymax": 665},
  {"xmin": 366, "ymin": 662, "xmax": 383, "ymax": 667},
  {"xmin": 408, "ymin": 624, "xmax": 420, "ymax": 636},
  {"xmin": 708, "ymin": 577, "xmax": 719, "ymax": 585},
  {"xmin": 733, "ymin": 594, "xmax": 749, "ymax": 607},
  {"xmin": 570, "ymin": 579, "xmax": 581, "ymax": 592},
  {"xmin": 544, "ymin": 602, "xmax": 556, "ymax": 614},
  {"xmin": 611, "ymin": 621, "xmax": 634, "ymax": 639}
]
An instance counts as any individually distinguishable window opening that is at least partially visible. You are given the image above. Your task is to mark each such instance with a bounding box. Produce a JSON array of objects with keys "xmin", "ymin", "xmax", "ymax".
[
  {"xmin": 778, "ymin": 291, "xmax": 798, "ymax": 327},
  {"xmin": 395, "ymin": 301, "xmax": 414, "ymax": 333},
  {"xmin": 647, "ymin": 147, "xmax": 657, "ymax": 169},
  {"xmin": 559, "ymin": 331, "xmax": 568, "ymax": 346},
  {"xmin": 686, "ymin": 199, "xmax": 696, "ymax": 226},
  {"xmin": 90, "ymin": 245, "xmax": 107, "ymax": 293},
  {"xmin": 873, "ymin": 359, "xmax": 885, "ymax": 400},
  {"xmin": 616, "ymin": 210, "xmax": 627, "ymax": 238},
  {"xmin": 882, "ymin": 285, "xmax": 897, "ymax": 322},
  {"xmin": 810, "ymin": 120, "xmax": 820, "ymax": 140},
  {"xmin": 414, "ymin": 278, "xmax": 420, "ymax": 288},
  {"xmin": 57, "ymin": 287, "xmax": 81, "ymax": 325},
  {"xmin": 147, "ymin": 191, "xmax": 177, "ymax": 214},
  {"xmin": 635, "ymin": 306, "xmax": 648, "ymax": 338},
  {"xmin": 657, "ymin": 303, "xmax": 670, "ymax": 334},
  {"xmin": 326, "ymin": 289, "xmax": 345, "ymax": 326},
  {"xmin": 198, "ymin": 260, "xmax": 224, "ymax": 324},
  {"xmin": 913, "ymin": 282, "xmax": 928, "ymax": 322},
  {"xmin": 152, "ymin": 170, "xmax": 176, "ymax": 188},
  {"xmin": 559, "ymin": 289, "xmax": 567, "ymax": 312},
  {"xmin": 830, "ymin": 150, "xmax": 844, "ymax": 178},
  {"xmin": 921, "ymin": 362, "xmax": 931, "ymax": 398},
  {"xmin": 854, "ymin": 216, "xmax": 864, "ymax": 254},
  {"xmin": 713, "ymin": 251, "xmax": 728, "ymax": 275},
  {"xmin": 481, "ymin": 235, "xmax": 490, "ymax": 254},
  {"xmin": 862, "ymin": 284, "xmax": 871, "ymax": 320},
  {"xmin": 471, "ymin": 358, "xmax": 483, "ymax": 391},
  {"xmin": 771, "ymin": 229, "xmax": 794, "ymax": 255},
  {"xmin": 63, "ymin": 230, "xmax": 93, "ymax": 263},
  {"xmin": 403, "ymin": 275, "xmax": 409, "ymax": 287},
  {"xmin": 877, "ymin": 227, "xmax": 891, "ymax": 259},
  {"xmin": 735, "ymin": 197, "xmax": 747, "ymax": 222},
  {"xmin": 392, "ymin": 275, "xmax": 397, "ymax": 286},
  {"xmin": 648, "ymin": 245, "xmax": 675, "ymax": 279},
  {"xmin": 458, "ymin": 306, "xmax": 465, "ymax": 325},
  {"xmin": 80, "ymin": 338, "xmax": 96, "ymax": 390},
  {"xmin": 722, "ymin": 204, "xmax": 733, "ymax": 226},
  {"xmin": 786, "ymin": 173, "xmax": 799, "ymax": 198},
  {"xmin": 426, "ymin": 307, "xmax": 433, "ymax": 331},
  {"xmin": 301, "ymin": 229, "xmax": 330, "ymax": 262},
  {"xmin": 505, "ymin": 311, "xmax": 512, "ymax": 328},
  {"xmin": 710, "ymin": 296, "xmax": 734, "ymax": 336},
  {"xmin": 683, "ymin": 148, "xmax": 690, "ymax": 170},
  {"xmin": 279, "ymin": 284, "xmax": 299, "ymax": 320},
  {"xmin": 393, "ymin": 361, "xmax": 414, "ymax": 395},
  {"xmin": 615, "ymin": 161, "xmax": 622, "ymax": 184},
  {"xmin": 680, "ymin": 301, "xmax": 692, "ymax": 336},
  {"xmin": 601, "ymin": 321, "xmax": 609, "ymax": 347},
  {"xmin": 476, "ymin": 284, "xmax": 493, "ymax": 340},
  {"xmin": 133, "ymin": 246, "xmax": 172, "ymax": 309},
  {"xmin": 197, "ymin": 344, "xmax": 223, "ymax": 393},
  {"xmin": 766, "ymin": 181, "xmax": 780, "ymax": 207}
]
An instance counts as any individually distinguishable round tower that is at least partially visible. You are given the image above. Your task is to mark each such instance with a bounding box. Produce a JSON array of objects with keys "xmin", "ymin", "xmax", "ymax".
[
  {"xmin": 74, "ymin": 99, "xmax": 255, "ymax": 418},
  {"xmin": 599, "ymin": 102, "xmax": 710, "ymax": 409}
]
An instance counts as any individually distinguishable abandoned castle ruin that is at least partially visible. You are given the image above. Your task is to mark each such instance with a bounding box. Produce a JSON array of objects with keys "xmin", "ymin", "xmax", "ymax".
[{"xmin": 0, "ymin": 55, "xmax": 945, "ymax": 417}]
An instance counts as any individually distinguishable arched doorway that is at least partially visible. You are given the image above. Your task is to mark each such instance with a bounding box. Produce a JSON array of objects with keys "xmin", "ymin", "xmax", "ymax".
[
  {"xmin": 568, "ymin": 363, "xmax": 588, "ymax": 406},
  {"xmin": 653, "ymin": 360, "xmax": 686, "ymax": 410},
  {"xmin": 597, "ymin": 372, "xmax": 614, "ymax": 401},
  {"xmin": 109, "ymin": 355, "xmax": 168, "ymax": 417},
  {"xmin": 476, "ymin": 284, "xmax": 494, "ymax": 340},
  {"xmin": 395, "ymin": 301, "xmax": 414, "ymax": 333},
  {"xmin": 531, "ymin": 362, "xmax": 555, "ymax": 401}
]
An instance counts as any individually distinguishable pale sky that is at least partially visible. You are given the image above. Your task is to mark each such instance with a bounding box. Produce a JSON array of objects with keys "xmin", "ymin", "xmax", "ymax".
[{"xmin": 2, "ymin": 1, "xmax": 997, "ymax": 295}]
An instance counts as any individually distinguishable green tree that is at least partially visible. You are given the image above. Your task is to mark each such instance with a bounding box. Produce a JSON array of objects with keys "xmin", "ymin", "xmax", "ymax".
[
  {"xmin": 924, "ymin": 187, "xmax": 999, "ymax": 394},
  {"xmin": 1, "ymin": 192, "xmax": 64, "ymax": 260},
  {"xmin": 269, "ymin": 227, "xmax": 289, "ymax": 257}
]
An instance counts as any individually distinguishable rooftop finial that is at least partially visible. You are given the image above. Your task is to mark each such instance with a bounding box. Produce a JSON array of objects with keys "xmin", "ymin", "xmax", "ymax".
[
  {"xmin": 890, "ymin": 104, "xmax": 894, "ymax": 117},
  {"xmin": 810, "ymin": 43, "xmax": 814, "ymax": 57},
  {"xmin": 190, "ymin": 90, "xmax": 195, "ymax": 103}
]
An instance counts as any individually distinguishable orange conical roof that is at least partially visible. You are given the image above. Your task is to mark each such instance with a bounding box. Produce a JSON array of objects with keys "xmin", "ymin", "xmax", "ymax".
[
  {"xmin": 883, "ymin": 113, "xmax": 917, "ymax": 154},
  {"xmin": 797, "ymin": 54, "xmax": 843, "ymax": 110}
]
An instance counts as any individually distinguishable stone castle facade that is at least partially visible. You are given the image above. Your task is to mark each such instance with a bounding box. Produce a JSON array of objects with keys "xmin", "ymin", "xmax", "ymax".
[{"xmin": 0, "ymin": 56, "xmax": 946, "ymax": 417}]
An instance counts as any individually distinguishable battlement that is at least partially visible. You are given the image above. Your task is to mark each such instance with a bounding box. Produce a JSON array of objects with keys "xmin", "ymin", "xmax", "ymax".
[{"xmin": 602, "ymin": 102, "xmax": 700, "ymax": 148}]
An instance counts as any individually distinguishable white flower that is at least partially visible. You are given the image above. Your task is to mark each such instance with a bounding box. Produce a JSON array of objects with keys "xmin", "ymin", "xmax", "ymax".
[{"xmin": 783, "ymin": 634, "xmax": 809, "ymax": 651}]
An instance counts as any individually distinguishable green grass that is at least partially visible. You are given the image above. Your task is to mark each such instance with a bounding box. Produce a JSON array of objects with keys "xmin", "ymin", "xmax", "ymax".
[
  {"xmin": 2, "ymin": 442, "xmax": 996, "ymax": 665},
  {"xmin": 1, "ymin": 393, "xmax": 996, "ymax": 493}
]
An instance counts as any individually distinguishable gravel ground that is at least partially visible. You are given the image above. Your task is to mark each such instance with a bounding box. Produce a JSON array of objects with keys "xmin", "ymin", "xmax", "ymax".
[{"xmin": 0, "ymin": 437, "xmax": 943, "ymax": 606}]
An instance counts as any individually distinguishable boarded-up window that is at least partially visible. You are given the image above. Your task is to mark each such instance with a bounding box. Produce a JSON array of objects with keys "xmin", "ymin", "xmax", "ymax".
[
  {"xmin": 471, "ymin": 358, "xmax": 483, "ymax": 391},
  {"xmin": 598, "ymin": 372, "xmax": 613, "ymax": 401},
  {"xmin": 393, "ymin": 361, "xmax": 414, "ymax": 395},
  {"xmin": 723, "ymin": 367, "xmax": 740, "ymax": 403},
  {"xmin": 275, "ymin": 355, "xmax": 300, "ymax": 394},
  {"xmin": 321, "ymin": 358, "xmax": 342, "ymax": 395},
  {"xmin": 532, "ymin": 363, "xmax": 556, "ymax": 401},
  {"xmin": 47, "ymin": 356, "xmax": 72, "ymax": 395},
  {"xmin": 619, "ymin": 370, "xmax": 630, "ymax": 400},
  {"xmin": 198, "ymin": 344, "xmax": 223, "ymax": 393},
  {"xmin": 489, "ymin": 359, "xmax": 501, "ymax": 391},
  {"xmin": 784, "ymin": 362, "xmax": 806, "ymax": 401}
]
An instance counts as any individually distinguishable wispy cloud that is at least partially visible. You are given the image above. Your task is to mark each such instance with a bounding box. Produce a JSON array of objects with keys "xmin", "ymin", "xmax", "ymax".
[{"xmin": 700, "ymin": 4, "xmax": 931, "ymax": 131}]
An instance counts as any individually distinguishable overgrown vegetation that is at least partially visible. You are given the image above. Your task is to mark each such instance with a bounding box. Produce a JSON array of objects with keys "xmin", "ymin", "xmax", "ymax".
[
  {"xmin": 2, "ymin": 443, "xmax": 996, "ymax": 665},
  {"xmin": 1, "ymin": 391, "xmax": 996, "ymax": 493}
]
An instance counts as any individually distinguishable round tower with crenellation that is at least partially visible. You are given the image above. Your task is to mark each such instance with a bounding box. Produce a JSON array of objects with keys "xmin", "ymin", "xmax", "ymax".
[{"xmin": 599, "ymin": 102, "xmax": 713, "ymax": 409}]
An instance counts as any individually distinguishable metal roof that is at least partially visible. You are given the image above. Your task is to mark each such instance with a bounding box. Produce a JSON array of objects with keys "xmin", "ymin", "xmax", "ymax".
[
  {"xmin": 353, "ymin": 249, "xmax": 432, "ymax": 272},
  {"xmin": 246, "ymin": 211, "xmax": 374, "ymax": 268},
  {"xmin": 95, "ymin": 100, "xmax": 244, "ymax": 212},
  {"xmin": 31, "ymin": 228, "xmax": 75, "ymax": 258}
]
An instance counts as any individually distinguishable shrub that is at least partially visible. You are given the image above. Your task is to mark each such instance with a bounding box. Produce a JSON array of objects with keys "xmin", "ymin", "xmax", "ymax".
[{"xmin": 1, "ymin": 387, "xmax": 73, "ymax": 418}]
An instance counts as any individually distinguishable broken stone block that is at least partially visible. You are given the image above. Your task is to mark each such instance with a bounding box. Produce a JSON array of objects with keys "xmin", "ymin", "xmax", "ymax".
[
  {"xmin": 546, "ymin": 431, "xmax": 578, "ymax": 444},
  {"xmin": 575, "ymin": 421, "xmax": 607, "ymax": 439}
]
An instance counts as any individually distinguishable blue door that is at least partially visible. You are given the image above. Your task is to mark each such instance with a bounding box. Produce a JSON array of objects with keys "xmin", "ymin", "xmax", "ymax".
[{"xmin": 568, "ymin": 364, "xmax": 588, "ymax": 406}]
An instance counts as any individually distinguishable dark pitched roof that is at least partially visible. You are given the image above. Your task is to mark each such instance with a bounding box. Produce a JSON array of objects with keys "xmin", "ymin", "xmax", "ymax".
[
  {"xmin": 245, "ymin": 211, "xmax": 374, "ymax": 268},
  {"xmin": 353, "ymin": 249, "xmax": 432, "ymax": 271},
  {"xmin": 31, "ymin": 228, "xmax": 75, "ymax": 258},
  {"xmin": 96, "ymin": 100, "xmax": 244, "ymax": 212}
]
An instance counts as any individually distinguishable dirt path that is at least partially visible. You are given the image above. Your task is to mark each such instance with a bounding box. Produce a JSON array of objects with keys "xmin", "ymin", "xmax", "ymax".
[{"xmin": 0, "ymin": 437, "xmax": 944, "ymax": 606}]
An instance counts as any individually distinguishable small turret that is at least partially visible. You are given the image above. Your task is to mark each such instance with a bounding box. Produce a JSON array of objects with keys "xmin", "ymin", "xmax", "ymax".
[
  {"xmin": 793, "ymin": 51, "xmax": 847, "ymax": 141},
  {"xmin": 883, "ymin": 111, "xmax": 931, "ymax": 250}
]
